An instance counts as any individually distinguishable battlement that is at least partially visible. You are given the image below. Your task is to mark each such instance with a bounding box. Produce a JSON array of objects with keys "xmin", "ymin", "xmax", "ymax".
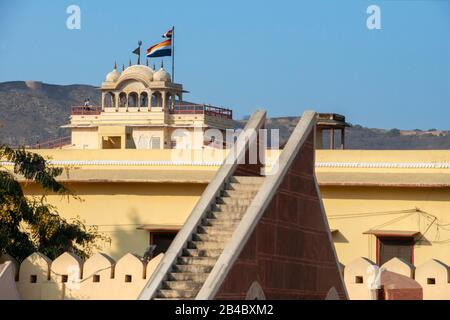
[
  {"xmin": 0, "ymin": 252, "xmax": 163, "ymax": 300},
  {"xmin": 343, "ymin": 256, "xmax": 450, "ymax": 300}
]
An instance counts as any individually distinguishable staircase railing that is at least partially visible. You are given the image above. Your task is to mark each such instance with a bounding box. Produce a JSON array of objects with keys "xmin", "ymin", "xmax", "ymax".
[{"xmin": 138, "ymin": 109, "xmax": 266, "ymax": 300}]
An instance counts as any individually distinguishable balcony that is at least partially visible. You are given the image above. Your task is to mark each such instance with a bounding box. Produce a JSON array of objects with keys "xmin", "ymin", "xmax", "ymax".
[
  {"xmin": 71, "ymin": 106, "xmax": 102, "ymax": 115},
  {"xmin": 169, "ymin": 104, "xmax": 232, "ymax": 120}
]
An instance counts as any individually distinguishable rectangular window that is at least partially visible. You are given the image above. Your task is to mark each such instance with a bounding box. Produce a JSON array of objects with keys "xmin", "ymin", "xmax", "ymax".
[
  {"xmin": 150, "ymin": 231, "xmax": 178, "ymax": 257},
  {"xmin": 102, "ymin": 136, "xmax": 121, "ymax": 149},
  {"xmin": 150, "ymin": 137, "xmax": 161, "ymax": 149},
  {"xmin": 377, "ymin": 237, "xmax": 414, "ymax": 266}
]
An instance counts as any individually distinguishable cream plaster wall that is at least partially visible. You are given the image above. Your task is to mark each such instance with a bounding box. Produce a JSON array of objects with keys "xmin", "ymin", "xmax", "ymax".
[
  {"xmin": 321, "ymin": 185, "xmax": 450, "ymax": 266},
  {"xmin": 316, "ymin": 150, "xmax": 450, "ymax": 267},
  {"xmin": 23, "ymin": 182, "xmax": 206, "ymax": 260},
  {"xmin": 71, "ymin": 128, "xmax": 98, "ymax": 149}
]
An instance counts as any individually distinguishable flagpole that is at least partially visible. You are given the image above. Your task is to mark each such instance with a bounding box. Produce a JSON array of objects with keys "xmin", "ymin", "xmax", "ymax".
[{"xmin": 172, "ymin": 26, "xmax": 175, "ymax": 82}]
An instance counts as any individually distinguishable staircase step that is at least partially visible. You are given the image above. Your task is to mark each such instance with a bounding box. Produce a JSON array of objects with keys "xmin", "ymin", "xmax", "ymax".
[
  {"xmin": 188, "ymin": 240, "xmax": 226, "ymax": 250},
  {"xmin": 214, "ymin": 204, "xmax": 250, "ymax": 212},
  {"xmin": 168, "ymin": 272, "xmax": 210, "ymax": 282},
  {"xmin": 193, "ymin": 232, "xmax": 232, "ymax": 242},
  {"xmin": 207, "ymin": 211, "xmax": 245, "ymax": 220},
  {"xmin": 219, "ymin": 197, "xmax": 253, "ymax": 206},
  {"xmin": 178, "ymin": 256, "xmax": 218, "ymax": 265},
  {"xmin": 183, "ymin": 248, "xmax": 223, "ymax": 258},
  {"xmin": 231, "ymin": 176, "xmax": 265, "ymax": 184},
  {"xmin": 203, "ymin": 218, "xmax": 240, "ymax": 227},
  {"xmin": 163, "ymin": 281, "xmax": 203, "ymax": 290},
  {"xmin": 197, "ymin": 225, "xmax": 235, "ymax": 235},
  {"xmin": 173, "ymin": 264, "xmax": 214, "ymax": 273},
  {"xmin": 222, "ymin": 190, "xmax": 257, "ymax": 198},
  {"xmin": 229, "ymin": 183, "xmax": 261, "ymax": 191},
  {"xmin": 156, "ymin": 289, "xmax": 198, "ymax": 299}
]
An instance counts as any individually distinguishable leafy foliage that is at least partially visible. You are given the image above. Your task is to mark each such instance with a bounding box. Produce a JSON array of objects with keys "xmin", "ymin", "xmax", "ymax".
[{"xmin": 0, "ymin": 145, "xmax": 108, "ymax": 261}]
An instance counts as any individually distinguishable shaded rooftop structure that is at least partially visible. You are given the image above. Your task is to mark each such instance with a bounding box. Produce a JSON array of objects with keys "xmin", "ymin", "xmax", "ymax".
[{"xmin": 316, "ymin": 113, "xmax": 350, "ymax": 150}]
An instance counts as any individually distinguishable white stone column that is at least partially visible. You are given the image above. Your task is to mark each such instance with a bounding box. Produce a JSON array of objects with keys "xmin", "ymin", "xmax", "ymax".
[
  {"xmin": 161, "ymin": 91, "xmax": 166, "ymax": 110},
  {"xmin": 101, "ymin": 92, "xmax": 105, "ymax": 111}
]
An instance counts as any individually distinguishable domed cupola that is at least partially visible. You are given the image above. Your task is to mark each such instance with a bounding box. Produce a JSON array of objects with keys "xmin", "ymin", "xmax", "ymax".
[
  {"xmin": 105, "ymin": 63, "xmax": 120, "ymax": 82},
  {"xmin": 153, "ymin": 67, "xmax": 171, "ymax": 82},
  {"xmin": 120, "ymin": 64, "xmax": 154, "ymax": 82}
]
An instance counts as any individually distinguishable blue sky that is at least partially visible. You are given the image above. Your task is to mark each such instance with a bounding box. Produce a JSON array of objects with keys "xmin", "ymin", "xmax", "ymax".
[{"xmin": 0, "ymin": 0, "xmax": 449, "ymax": 129}]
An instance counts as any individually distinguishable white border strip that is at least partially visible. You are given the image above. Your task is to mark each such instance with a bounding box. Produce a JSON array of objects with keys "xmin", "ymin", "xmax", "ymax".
[
  {"xmin": 315, "ymin": 162, "xmax": 450, "ymax": 169},
  {"xmin": 0, "ymin": 160, "xmax": 223, "ymax": 166},
  {"xmin": 3, "ymin": 160, "xmax": 450, "ymax": 169}
]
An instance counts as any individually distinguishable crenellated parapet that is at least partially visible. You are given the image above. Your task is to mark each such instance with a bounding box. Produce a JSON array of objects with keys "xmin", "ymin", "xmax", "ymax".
[
  {"xmin": 342, "ymin": 256, "xmax": 450, "ymax": 300},
  {"xmin": 0, "ymin": 252, "xmax": 163, "ymax": 300}
]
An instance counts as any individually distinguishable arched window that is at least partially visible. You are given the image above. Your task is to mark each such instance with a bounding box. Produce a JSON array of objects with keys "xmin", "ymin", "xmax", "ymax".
[
  {"xmin": 174, "ymin": 93, "xmax": 182, "ymax": 108},
  {"xmin": 151, "ymin": 92, "xmax": 161, "ymax": 108},
  {"xmin": 140, "ymin": 92, "xmax": 148, "ymax": 108},
  {"xmin": 128, "ymin": 92, "xmax": 138, "ymax": 108},
  {"xmin": 119, "ymin": 92, "xmax": 127, "ymax": 108},
  {"xmin": 104, "ymin": 92, "xmax": 115, "ymax": 108},
  {"xmin": 166, "ymin": 92, "xmax": 174, "ymax": 109}
]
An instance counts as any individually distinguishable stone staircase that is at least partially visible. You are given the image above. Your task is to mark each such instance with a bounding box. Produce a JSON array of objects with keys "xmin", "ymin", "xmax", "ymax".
[{"xmin": 154, "ymin": 176, "xmax": 264, "ymax": 299}]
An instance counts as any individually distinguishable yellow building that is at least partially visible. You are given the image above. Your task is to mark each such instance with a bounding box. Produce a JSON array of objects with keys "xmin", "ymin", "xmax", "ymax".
[
  {"xmin": 3, "ymin": 63, "xmax": 450, "ymax": 300},
  {"xmin": 64, "ymin": 63, "xmax": 232, "ymax": 150},
  {"xmin": 20, "ymin": 148, "xmax": 224, "ymax": 259},
  {"xmin": 316, "ymin": 149, "xmax": 450, "ymax": 267},
  {"xmin": 21, "ymin": 147, "xmax": 450, "ymax": 269}
]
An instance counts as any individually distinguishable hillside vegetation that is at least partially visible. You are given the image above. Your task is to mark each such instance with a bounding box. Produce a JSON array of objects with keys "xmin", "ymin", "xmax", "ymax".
[{"xmin": 1, "ymin": 81, "xmax": 449, "ymax": 149}]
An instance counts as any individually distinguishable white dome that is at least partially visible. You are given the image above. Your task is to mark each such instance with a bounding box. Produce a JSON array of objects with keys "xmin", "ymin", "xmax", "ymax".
[
  {"xmin": 120, "ymin": 65, "xmax": 154, "ymax": 81},
  {"xmin": 153, "ymin": 67, "xmax": 171, "ymax": 82},
  {"xmin": 105, "ymin": 69, "xmax": 120, "ymax": 82}
]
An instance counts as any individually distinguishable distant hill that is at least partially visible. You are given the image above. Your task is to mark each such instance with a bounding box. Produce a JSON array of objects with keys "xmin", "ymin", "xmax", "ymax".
[
  {"xmin": 234, "ymin": 118, "xmax": 450, "ymax": 149},
  {"xmin": 0, "ymin": 81, "xmax": 99, "ymax": 146},
  {"xmin": 1, "ymin": 81, "xmax": 450, "ymax": 149}
]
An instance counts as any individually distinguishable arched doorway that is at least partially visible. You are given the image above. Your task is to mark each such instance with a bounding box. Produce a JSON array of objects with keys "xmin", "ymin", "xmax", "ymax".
[
  {"xmin": 119, "ymin": 92, "xmax": 127, "ymax": 108},
  {"xmin": 140, "ymin": 92, "xmax": 148, "ymax": 108},
  {"xmin": 128, "ymin": 92, "xmax": 138, "ymax": 108},
  {"xmin": 103, "ymin": 92, "xmax": 115, "ymax": 108}
]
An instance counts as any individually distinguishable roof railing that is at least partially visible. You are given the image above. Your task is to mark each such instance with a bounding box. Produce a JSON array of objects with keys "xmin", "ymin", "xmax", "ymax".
[
  {"xmin": 29, "ymin": 136, "xmax": 71, "ymax": 149},
  {"xmin": 71, "ymin": 106, "xmax": 101, "ymax": 115},
  {"xmin": 170, "ymin": 104, "xmax": 232, "ymax": 119}
]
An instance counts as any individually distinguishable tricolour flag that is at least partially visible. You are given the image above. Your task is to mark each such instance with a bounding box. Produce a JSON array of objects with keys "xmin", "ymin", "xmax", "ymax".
[
  {"xmin": 162, "ymin": 28, "xmax": 173, "ymax": 38},
  {"xmin": 146, "ymin": 39, "xmax": 172, "ymax": 58}
]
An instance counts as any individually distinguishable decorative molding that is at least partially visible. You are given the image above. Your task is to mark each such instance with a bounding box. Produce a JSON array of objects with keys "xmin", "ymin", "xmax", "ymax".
[
  {"xmin": 0, "ymin": 160, "xmax": 223, "ymax": 167},
  {"xmin": 3, "ymin": 160, "xmax": 450, "ymax": 169},
  {"xmin": 315, "ymin": 162, "xmax": 450, "ymax": 169}
]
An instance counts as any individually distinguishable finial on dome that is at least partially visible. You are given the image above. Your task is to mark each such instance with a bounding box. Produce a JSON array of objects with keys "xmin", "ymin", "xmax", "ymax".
[
  {"xmin": 114, "ymin": 61, "xmax": 117, "ymax": 70},
  {"xmin": 161, "ymin": 60, "xmax": 164, "ymax": 69},
  {"xmin": 153, "ymin": 63, "xmax": 156, "ymax": 71},
  {"xmin": 146, "ymin": 59, "xmax": 149, "ymax": 67},
  {"xmin": 129, "ymin": 58, "xmax": 132, "ymax": 67},
  {"xmin": 122, "ymin": 64, "xmax": 125, "ymax": 71}
]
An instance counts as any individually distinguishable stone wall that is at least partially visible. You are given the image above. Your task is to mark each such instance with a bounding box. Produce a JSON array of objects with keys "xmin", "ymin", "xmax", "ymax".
[{"xmin": 0, "ymin": 252, "xmax": 163, "ymax": 300}]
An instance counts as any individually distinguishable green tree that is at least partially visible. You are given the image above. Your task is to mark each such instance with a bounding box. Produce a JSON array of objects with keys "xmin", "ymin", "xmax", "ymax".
[{"xmin": 0, "ymin": 145, "xmax": 108, "ymax": 262}]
